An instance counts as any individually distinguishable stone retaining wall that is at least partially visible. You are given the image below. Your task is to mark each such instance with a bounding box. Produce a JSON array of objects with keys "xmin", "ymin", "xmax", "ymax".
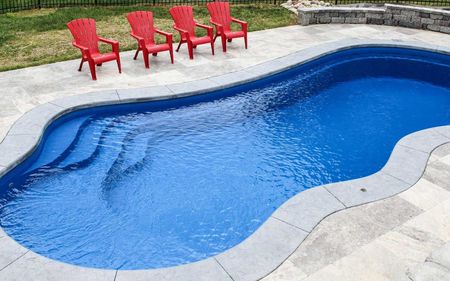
[{"xmin": 298, "ymin": 4, "xmax": 450, "ymax": 34}]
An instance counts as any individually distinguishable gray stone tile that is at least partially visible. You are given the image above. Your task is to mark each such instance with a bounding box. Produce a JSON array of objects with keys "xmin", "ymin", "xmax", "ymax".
[
  {"xmin": 0, "ymin": 233, "xmax": 28, "ymax": 271},
  {"xmin": 207, "ymin": 70, "xmax": 259, "ymax": 88},
  {"xmin": 433, "ymin": 125, "xmax": 450, "ymax": 139},
  {"xmin": 261, "ymin": 259, "xmax": 307, "ymax": 281},
  {"xmin": 245, "ymin": 58, "xmax": 290, "ymax": 77},
  {"xmin": 7, "ymin": 103, "xmax": 64, "ymax": 136},
  {"xmin": 0, "ymin": 165, "xmax": 8, "ymax": 178},
  {"xmin": 407, "ymin": 261, "xmax": 450, "ymax": 281},
  {"xmin": 50, "ymin": 90, "xmax": 120, "ymax": 111},
  {"xmin": 398, "ymin": 128, "xmax": 450, "ymax": 154},
  {"xmin": 0, "ymin": 87, "xmax": 34, "ymax": 118},
  {"xmin": 166, "ymin": 79, "xmax": 221, "ymax": 97},
  {"xmin": 431, "ymin": 143, "xmax": 450, "ymax": 159},
  {"xmin": 325, "ymin": 171, "xmax": 411, "ymax": 207},
  {"xmin": 271, "ymin": 186, "xmax": 345, "ymax": 232},
  {"xmin": 0, "ymin": 251, "xmax": 115, "ymax": 281},
  {"xmin": 399, "ymin": 179, "xmax": 450, "ymax": 211},
  {"xmin": 117, "ymin": 86, "xmax": 173, "ymax": 103},
  {"xmin": 396, "ymin": 224, "xmax": 445, "ymax": 249},
  {"xmin": 362, "ymin": 197, "xmax": 422, "ymax": 229},
  {"xmin": 287, "ymin": 45, "xmax": 336, "ymax": 65},
  {"xmin": 402, "ymin": 197, "xmax": 450, "ymax": 242},
  {"xmin": 428, "ymin": 242, "xmax": 450, "ymax": 270},
  {"xmin": 381, "ymin": 145, "xmax": 429, "ymax": 185},
  {"xmin": 216, "ymin": 217, "xmax": 308, "ymax": 281},
  {"xmin": 289, "ymin": 196, "xmax": 421, "ymax": 275},
  {"xmin": 0, "ymin": 134, "xmax": 38, "ymax": 168},
  {"xmin": 374, "ymin": 230, "xmax": 440, "ymax": 267},
  {"xmin": 423, "ymin": 160, "xmax": 450, "ymax": 191},
  {"xmin": 116, "ymin": 258, "xmax": 232, "ymax": 281}
]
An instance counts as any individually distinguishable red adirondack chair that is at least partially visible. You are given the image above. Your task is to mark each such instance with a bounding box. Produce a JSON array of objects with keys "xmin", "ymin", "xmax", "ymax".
[
  {"xmin": 169, "ymin": 6, "xmax": 214, "ymax": 59},
  {"xmin": 67, "ymin": 18, "xmax": 121, "ymax": 81},
  {"xmin": 207, "ymin": 1, "xmax": 248, "ymax": 52},
  {"xmin": 127, "ymin": 11, "xmax": 174, "ymax": 69}
]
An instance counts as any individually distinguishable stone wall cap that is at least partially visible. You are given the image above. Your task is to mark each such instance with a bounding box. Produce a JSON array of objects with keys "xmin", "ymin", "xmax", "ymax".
[
  {"xmin": 299, "ymin": 7, "xmax": 385, "ymax": 12},
  {"xmin": 385, "ymin": 4, "xmax": 450, "ymax": 15},
  {"xmin": 300, "ymin": 4, "xmax": 450, "ymax": 16}
]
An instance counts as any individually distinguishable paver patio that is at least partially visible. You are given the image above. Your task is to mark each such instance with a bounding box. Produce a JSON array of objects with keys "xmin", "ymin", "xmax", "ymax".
[
  {"xmin": 0, "ymin": 23, "xmax": 450, "ymax": 280},
  {"xmin": 264, "ymin": 144, "xmax": 450, "ymax": 281}
]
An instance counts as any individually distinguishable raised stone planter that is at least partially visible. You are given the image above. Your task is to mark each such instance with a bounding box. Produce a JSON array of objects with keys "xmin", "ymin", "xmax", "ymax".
[{"xmin": 298, "ymin": 4, "xmax": 450, "ymax": 34}]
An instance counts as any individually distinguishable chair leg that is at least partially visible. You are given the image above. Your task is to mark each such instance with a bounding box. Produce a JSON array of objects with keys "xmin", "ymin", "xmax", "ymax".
[
  {"xmin": 169, "ymin": 48, "xmax": 174, "ymax": 64},
  {"xmin": 221, "ymin": 35, "xmax": 227, "ymax": 53},
  {"xmin": 213, "ymin": 34, "xmax": 218, "ymax": 43},
  {"xmin": 211, "ymin": 41, "xmax": 215, "ymax": 56},
  {"xmin": 117, "ymin": 56, "xmax": 122, "ymax": 74},
  {"xmin": 143, "ymin": 51, "xmax": 150, "ymax": 68},
  {"xmin": 78, "ymin": 59, "xmax": 84, "ymax": 71},
  {"xmin": 176, "ymin": 41, "xmax": 183, "ymax": 52},
  {"xmin": 152, "ymin": 53, "xmax": 158, "ymax": 57},
  {"xmin": 97, "ymin": 63, "xmax": 102, "ymax": 67},
  {"xmin": 227, "ymin": 39, "xmax": 232, "ymax": 42},
  {"xmin": 133, "ymin": 48, "xmax": 140, "ymax": 60},
  {"xmin": 187, "ymin": 41, "xmax": 194, "ymax": 60},
  {"xmin": 88, "ymin": 60, "xmax": 97, "ymax": 81},
  {"xmin": 244, "ymin": 35, "xmax": 248, "ymax": 49}
]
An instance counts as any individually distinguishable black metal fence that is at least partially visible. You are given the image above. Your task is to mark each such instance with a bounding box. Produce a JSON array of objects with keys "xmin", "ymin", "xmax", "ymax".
[
  {"xmin": 1, "ymin": 0, "xmax": 449, "ymax": 14},
  {"xmin": 0, "ymin": 0, "xmax": 286, "ymax": 14}
]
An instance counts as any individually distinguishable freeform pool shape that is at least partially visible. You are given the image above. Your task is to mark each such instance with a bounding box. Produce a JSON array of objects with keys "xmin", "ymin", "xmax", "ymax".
[{"xmin": 1, "ymin": 47, "xmax": 450, "ymax": 270}]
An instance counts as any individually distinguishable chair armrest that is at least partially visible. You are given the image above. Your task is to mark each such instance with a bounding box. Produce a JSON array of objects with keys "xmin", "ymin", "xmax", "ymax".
[
  {"xmin": 130, "ymin": 32, "xmax": 145, "ymax": 48},
  {"xmin": 173, "ymin": 25, "xmax": 189, "ymax": 36},
  {"xmin": 155, "ymin": 29, "xmax": 172, "ymax": 37},
  {"xmin": 209, "ymin": 20, "xmax": 224, "ymax": 32},
  {"xmin": 98, "ymin": 36, "xmax": 119, "ymax": 52},
  {"xmin": 195, "ymin": 22, "xmax": 212, "ymax": 30},
  {"xmin": 72, "ymin": 41, "xmax": 88, "ymax": 51},
  {"xmin": 231, "ymin": 18, "xmax": 247, "ymax": 25},
  {"xmin": 209, "ymin": 20, "xmax": 222, "ymax": 27},
  {"xmin": 195, "ymin": 22, "xmax": 213, "ymax": 38},
  {"xmin": 98, "ymin": 37, "xmax": 118, "ymax": 45},
  {"xmin": 72, "ymin": 41, "xmax": 91, "ymax": 57},
  {"xmin": 231, "ymin": 17, "xmax": 248, "ymax": 31},
  {"xmin": 155, "ymin": 29, "xmax": 173, "ymax": 44}
]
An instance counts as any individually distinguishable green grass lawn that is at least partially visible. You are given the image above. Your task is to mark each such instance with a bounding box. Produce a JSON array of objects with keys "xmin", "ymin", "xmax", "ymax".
[{"xmin": 0, "ymin": 4, "xmax": 296, "ymax": 71}]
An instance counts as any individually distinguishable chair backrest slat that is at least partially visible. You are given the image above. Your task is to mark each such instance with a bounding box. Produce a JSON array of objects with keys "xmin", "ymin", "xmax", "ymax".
[
  {"xmin": 127, "ymin": 11, "xmax": 156, "ymax": 45},
  {"xmin": 170, "ymin": 6, "xmax": 196, "ymax": 37},
  {"xmin": 67, "ymin": 18, "xmax": 99, "ymax": 54},
  {"xmin": 207, "ymin": 2, "xmax": 232, "ymax": 31}
]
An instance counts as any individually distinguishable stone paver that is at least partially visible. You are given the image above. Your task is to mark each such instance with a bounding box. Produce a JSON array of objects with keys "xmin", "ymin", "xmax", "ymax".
[
  {"xmin": 216, "ymin": 217, "xmax": 308, "ymax": 281},
  {"xmin": 0, "ymin": 251, "xmax": 115, "ymax": 281},
  {"xmin": 115, "ymin": 258, "xmax": 232, "ymax": 281},
  {"xmin": 263, "ymin": 143, "xmax": 450, "ymax": 281}
]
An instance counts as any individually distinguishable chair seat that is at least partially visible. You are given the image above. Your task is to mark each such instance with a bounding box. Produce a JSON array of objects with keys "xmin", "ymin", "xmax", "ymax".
[
  {"xmin": 145, "ymin": 43, "xmax": 171, "ymax": 53},
  {"xmin": 223, "ymin": 30, "xmax": 245, "ymax": 39},
  {"xmin": 190, "ymin": 36, "xmax": 212, "ymax": 46},
  {"xmin": 90, "ymin": 52, "xmax": 118, "ymax": 64}
]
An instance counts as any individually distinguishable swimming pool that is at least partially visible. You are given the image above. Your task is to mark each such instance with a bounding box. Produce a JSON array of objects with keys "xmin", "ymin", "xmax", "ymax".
[{"xmin": 1, "ymin": 47, "xmax": 450, "ymax": 270}]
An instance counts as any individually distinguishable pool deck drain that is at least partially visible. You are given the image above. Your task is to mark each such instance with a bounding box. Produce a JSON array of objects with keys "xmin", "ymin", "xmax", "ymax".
[{"xmin": 0, "ymin": 24, "xmax": 450, "ymax": 281}]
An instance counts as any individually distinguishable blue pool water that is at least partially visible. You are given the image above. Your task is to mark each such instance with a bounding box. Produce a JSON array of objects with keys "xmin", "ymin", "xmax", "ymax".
[{"xmin": 1, "ymin": 47, "xmax": 450, "ymax": 270}]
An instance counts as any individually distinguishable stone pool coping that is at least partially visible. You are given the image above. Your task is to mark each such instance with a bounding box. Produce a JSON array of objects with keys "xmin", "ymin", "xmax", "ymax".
[{"xmin": 1, "ymin": 39, "xmax": 450, "ymax": 281}]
